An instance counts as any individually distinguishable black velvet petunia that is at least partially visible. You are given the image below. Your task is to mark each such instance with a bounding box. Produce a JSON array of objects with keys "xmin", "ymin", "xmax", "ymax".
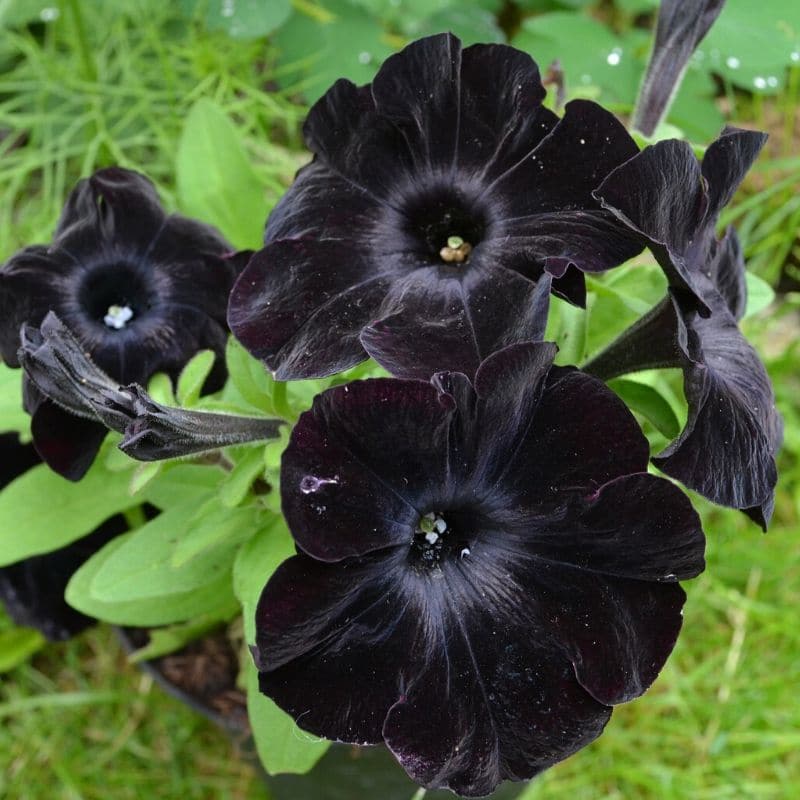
[
  {"xmin": 0, "ymin": 432, "xmax": 124, "ymax": 640},
  {"xmin": 254, "ymin": 343, "xmax": 705, "ymax": 796},
  {"xmin": 0, "ymin": 167, "xmax": 246, "ymax": 480},
  {"xmin": 229, "ymin": 33, "xmax": 643, "ymax": 381},
  {"xmin": 590, "ymin": 128, "xmax": 782, "ymax": 527}
]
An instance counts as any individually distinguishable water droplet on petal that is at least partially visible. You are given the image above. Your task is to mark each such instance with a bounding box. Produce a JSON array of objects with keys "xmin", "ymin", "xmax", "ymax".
[{"xmin": 300, "ymin": 475, "xmax": 340, "ymax": 494}]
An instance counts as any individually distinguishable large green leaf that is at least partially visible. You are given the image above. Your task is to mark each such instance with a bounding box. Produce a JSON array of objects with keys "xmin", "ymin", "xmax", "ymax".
[
  {"xmin": 608, "ymin": 378, "xmax": 682, "ymax": 440},
  {"xmin": 170, "ymin": 500, "xmax": 265, "ymax": 567},
  {"xmin": 236, "ymin": 517, "xmax": 329, "ymax": 773},
  {"xmin": 699, "ymin": 0, "xmax": 800, "ymax": 94},
  {"xmin": 88, "ymin": 499, "xmax": 240, "ymax": 603},
  {"xmin": 202, "ymin": 0, "xmax": 292, "ymax": 39},
  {"xmin": 176, "ymin": 98, "xmax": 267, "ymax": 249},
  {"xmin": 0, "ymin": 462, "xmax": 138, "ymax": 567},
  {"xmin": 512, "ymin": 12, "xmax": 649, "ymax": 107},
  {"xmin": 0, "ymin": 364, "xmax": 28, "ymax": 435},
  {"xmin": 140, "ymin": 463, "xmax": 226, "ymax": 509},
  {"xmin": 233, "ymin": 516, "xmax": 294, "ymax": 642},
  {"xmin": 273, "ymin": 0, "xmax": 392, "ymax": 104},
  {"xmin": 67, "ymin": 535, "xmax": 238, "ymax": 626}
]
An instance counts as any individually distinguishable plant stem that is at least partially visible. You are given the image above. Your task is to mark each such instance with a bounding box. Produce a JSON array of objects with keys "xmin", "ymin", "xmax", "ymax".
[
  {"xmin": 66, "ymin": 0, "xmax": 98, "ymax": 84},
  {"xmin": 271, "ymin": 380, "xmax": 294, "ymax": 421},
  {"xmin": 583, "ymin": 297, "xmax": 682, "ymax": 381}
]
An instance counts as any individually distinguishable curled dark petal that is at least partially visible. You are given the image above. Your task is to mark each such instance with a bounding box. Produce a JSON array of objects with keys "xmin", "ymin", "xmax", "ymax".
[
  {"xmin": 54, "ymin": 166, "xmax": 166, "ymax": 258},
  {"xmin": 709, "ymin": 227, "xmax": 747, "ymax": 321},
  {"xmin": 653, "ymin": 291, "xmax": 781, "ymax": 528},
  {"xmin": 701, "ymin": 127, "xmax": 767, "ymax": 219},
  {"xmin": 594, "ymin": 128, "xmax": 766, "ymax": 309},
  {"xmin": 258, "ymin": 343, "xmax": 705, "ymax": 794},
  {"xmin": 0, "ymin": 247, "xmax": 72, "ymax": 366},
  {"xmin": 360, "ymin": 269, "xmax": 552, "ymax": 380},
  {"xmin": 632, "ymin": 0, "xmax": 726, "ymax": 136},
  {"xmin": 594, "ymin": 138, "xmax": 707, "ymax": 301},
  {"xmin": 30, "ymin": 400, "xmax": 109, "ymax": 482}
]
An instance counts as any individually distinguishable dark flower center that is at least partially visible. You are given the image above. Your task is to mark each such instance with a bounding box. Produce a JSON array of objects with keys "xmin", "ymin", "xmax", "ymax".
[
  {"xmin": 410, "ymin": 510, "xmax": 473, "ymax": 571},
  {"xmin": 401, "ymin": 185, "xmax": 489, "ymax": 266},
  {"xmin": 78, "ymin": 264, "xmax": 155, "ymax": 331}
]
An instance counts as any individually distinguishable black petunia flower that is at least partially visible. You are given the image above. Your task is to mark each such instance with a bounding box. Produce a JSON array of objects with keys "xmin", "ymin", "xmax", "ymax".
[
  {"xmin": 588, "ymin": 129, "xmax": 782, "ymax": 527},
  {"xmin": 0, "ymin": 167, "xmax": 246, "ymax": 480},
  {"xmin": 0, "ymin": 432, "xmax": 124, "ymax": 640},
  {"xmin": 254, "ymin": 344, "xmax": 705, "ymax": 796},
  {"xmin": 229, "ymin": 33, "xmax": 643, "ymax": 381}
]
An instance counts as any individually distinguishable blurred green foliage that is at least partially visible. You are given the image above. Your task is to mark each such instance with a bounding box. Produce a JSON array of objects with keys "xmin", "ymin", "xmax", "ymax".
[{"xmin": 0, "ymin": 0, "xmax": 798, "ymax": 798}]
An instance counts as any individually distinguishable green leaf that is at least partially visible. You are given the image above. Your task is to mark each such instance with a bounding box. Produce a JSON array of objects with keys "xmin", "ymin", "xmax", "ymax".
[
  {"xmin": 128, "ymin": 614, "xmax": 228, "ymax": 663},
  {"xmin": 512, "ymin": 12, "xmax": 650, "ymax": 108},
  {"xmin": 219, "ymin": 446, "xmax": 267, "ymax": 508},
  {"xmin": 0, "ymin": 462, "xmax": 139, "ymax": 567},
  {"xmin": 247, "ymin": 659, "xmax": 330, "ymax": 775},
  {"xmin": 176, "ymin": 349, "xmax": 217, "ymax": 407},
  {"xmin": 235, "ymin": 516, "xmax": 329, "ymax": 773},
  {"xmin": 0, "ymin": 364, "xmax": 28, "ymax": 435},
  {"xmin": 170, "ymin": 500, "xmax": 264, "ymax": 567},
  {"xmin": 203, "ymin": 0, "xmax": 292, "ymax": 39},
  {"xmin": 233, "ymin": 516, "xmax": 294, "ymax": 642},
  {"xmin": 744, "ymin": 272, "xmax": 776, "ymax": 318},
  {"xmin": 608, "ymin": 378, "xmax": 681, "ymax": 440},
  {"xmin": 225, "ymin": 336, "xmax": 276, "ymax": 413},
  {"xmin": 0, "ymin": 626, "xmax": 46, "ymax": 673},
  {"xmin": 273, "ymin": 0, "xmax": 392, "ymax": 104},
  {"xmin": 88, "ymin": 499, "xmax": 240, "ymax": 603},
  {"xmin": 177, "ymin": 98, "xmax": 267, "ymax": 249},
  {"xmin": 140, "ymin": 463, "xmax": 225, "ymax": 509},
  {"xmin": 554, "ymin": 300, "xmax": 589, "ymax": 366},
  {"xmin": 67, "ymin": 535, "xmax": 238, "ymax": 626},
  {"xmin": 405, "ymin": 3, "xmax": 503, "ymax": 43},
  {"xmin": 698, "ymin": 0, "xmax": 800, "ymax": 94}
]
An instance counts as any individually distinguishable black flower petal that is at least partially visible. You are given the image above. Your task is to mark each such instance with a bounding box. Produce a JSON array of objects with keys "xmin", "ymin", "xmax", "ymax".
[
  {"xmin": 256, "ymin": 344, "xmax": 705, "ymax": 795},
  {"xmin": 230, "ymin": 34, "xmax": 643, "ymax": 381},
  {"xmin": 592, "ymin": 130, "xmax": 781, "ymax": 525},
  {"xmin": 652, "ymin": 290, "xmax": 781, "ymax": 528},
  {"xmin": 594, "ymin": 128, "xmax": 767, "ymax": 309},
  {"xmin": 0, "ymin": 166, "xmax": 243, "ymax": 479}
]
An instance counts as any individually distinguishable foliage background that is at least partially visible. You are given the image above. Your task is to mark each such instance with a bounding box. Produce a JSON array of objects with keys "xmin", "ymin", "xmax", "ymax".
[{"xmin": 0, "ymin": 0, "xmax": 798, "ymax": 798}]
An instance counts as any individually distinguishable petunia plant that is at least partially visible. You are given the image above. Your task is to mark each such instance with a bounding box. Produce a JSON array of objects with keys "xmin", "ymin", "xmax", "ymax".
[{"xmin": 0, "ymin": 4, "xmax": 785, "ymax": 797}]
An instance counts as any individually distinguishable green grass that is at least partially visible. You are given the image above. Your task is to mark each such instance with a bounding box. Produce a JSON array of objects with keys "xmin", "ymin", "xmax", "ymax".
[{"xmin": 1, "ymin": 2, "xmax": 799, "ymax": 799}]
